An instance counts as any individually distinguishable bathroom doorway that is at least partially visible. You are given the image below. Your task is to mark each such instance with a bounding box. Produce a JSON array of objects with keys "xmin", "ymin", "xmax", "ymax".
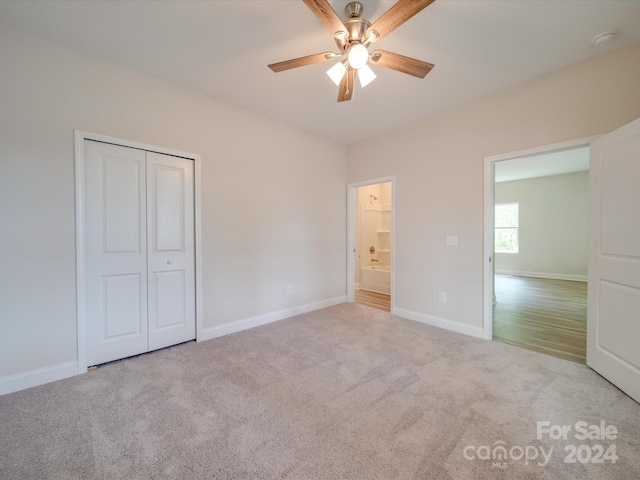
[{"xmin": 347, "ymin": 177, "xmax": 394, "ymax": 312}]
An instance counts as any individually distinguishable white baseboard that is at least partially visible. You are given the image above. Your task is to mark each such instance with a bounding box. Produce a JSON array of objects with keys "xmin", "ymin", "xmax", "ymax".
[
  {"xmin": 0, "ymin": 361, "xmax": 78, "ymax": 396},
  {"xmin": 496, "ymin": 269, "xmax": 587, "ymax": 282},
  {"xmin": 394, "ymin": 307, "xmax": 485, "ymax": 340},
  {"xmin": 199, "ymin": 295, "xmax": 347, "ymax": 342}
]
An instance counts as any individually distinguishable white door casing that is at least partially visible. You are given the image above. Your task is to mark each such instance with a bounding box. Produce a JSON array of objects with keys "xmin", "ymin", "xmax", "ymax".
[
  {"xmin": 482, "ymin": 136, "xmax": 600, "ymax": 340},
  {"xmin": 81, "ymin": 137, "xmax": 197, "ymax": 367},
  {"xmin": 346, "ymin": 176, "xmax": 396, "ymax": 310},
  {"xmin": 588, "ymin": 117, "xmax": 640, "ymax": 403}
]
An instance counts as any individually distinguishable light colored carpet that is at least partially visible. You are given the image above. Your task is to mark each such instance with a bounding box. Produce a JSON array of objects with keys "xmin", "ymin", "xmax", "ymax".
[{"xmin": 1, "ymin": 303, "xmax": 638, "ymax": 479}]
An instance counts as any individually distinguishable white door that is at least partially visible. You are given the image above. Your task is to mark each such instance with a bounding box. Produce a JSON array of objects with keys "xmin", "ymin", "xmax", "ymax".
[
  {"xmin": 84, "ymin": 141, "xmax": 195, "ymax": 366},
  {"xmin": 588, "ymin": 117, "xmax": 640, "ymax": 403},
  {"xmin": 85, "ymin": 141, "xmax": 149, "ymax": 365},
  {"xmin": 147, "ymin": 152, "xmax": 195, "ymax": 351}
]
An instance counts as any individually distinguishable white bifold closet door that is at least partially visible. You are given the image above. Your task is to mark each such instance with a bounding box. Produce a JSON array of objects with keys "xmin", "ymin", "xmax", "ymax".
[{"xmin": 84, "ymin": 140, "xmax": 195, "ymax": 366}]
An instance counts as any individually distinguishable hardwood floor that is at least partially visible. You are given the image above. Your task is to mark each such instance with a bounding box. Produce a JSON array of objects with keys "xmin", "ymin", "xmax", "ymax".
[
  {"xmin": 355, "ymin": 289, "xmax": 391, "ymax": 312},
  {"xmin": 356, "ymin": 276, "xmax": 586, "ymax": 363},
  {"xmin": 493, "ymin": 275, "xmax": 587, "ymax": 364}
]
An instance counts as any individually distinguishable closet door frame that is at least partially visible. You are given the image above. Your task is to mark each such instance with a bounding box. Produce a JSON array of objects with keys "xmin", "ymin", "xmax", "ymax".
[{"xmin": 74, "ymin": 130, "xmax": 203, "ymax": 374}]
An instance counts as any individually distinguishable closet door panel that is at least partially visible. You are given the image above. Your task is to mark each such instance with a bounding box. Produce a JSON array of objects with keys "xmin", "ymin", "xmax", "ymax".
[
  {"xmin": 85, "ymin": 141, "xmax": 148, "ymax": 365},
  {"xmin": 154, "ymin": 270, "xmax": 185, "ymax": 328},
  {"xmin": 146, "ymin": 152, "xmax": 196, "ymax": 350}
]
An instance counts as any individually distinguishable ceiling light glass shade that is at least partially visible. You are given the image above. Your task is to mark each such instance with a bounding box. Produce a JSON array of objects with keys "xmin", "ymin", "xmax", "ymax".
[
  {"xmin": 347, "ymin": 44, "xmax": 368, "ymax": 69},
  {"xmin": 357, "ymin": 64, "xmax": 376, "ymax": 88},
  {"xmin": 326, "ymin": 61, "xmax": 346, "ymax": 86}
]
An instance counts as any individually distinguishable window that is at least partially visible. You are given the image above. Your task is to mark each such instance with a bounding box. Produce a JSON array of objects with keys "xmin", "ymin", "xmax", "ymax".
[{"xmin": 495, "ymin": 203, "xmax": 519, "ymax": 253}]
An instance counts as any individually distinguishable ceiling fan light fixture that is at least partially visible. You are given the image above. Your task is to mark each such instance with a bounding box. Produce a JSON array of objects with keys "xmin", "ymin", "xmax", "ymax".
[
  {"xmin": 347, "ymin": 44, "xmax": 368, "ymax": 69},
  {"xmin": 357, "ymin": 64, "xmax": 376, "ymax": 88},
  {"xmin": 326, "ymin": 61, "xmax": 347, "ymax": 86}
]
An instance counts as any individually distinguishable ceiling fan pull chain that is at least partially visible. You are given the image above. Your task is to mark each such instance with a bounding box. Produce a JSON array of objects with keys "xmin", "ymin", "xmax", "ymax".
[{"xmin": 351, "ymin": 70, "xmax": 357, "ymax": 105}]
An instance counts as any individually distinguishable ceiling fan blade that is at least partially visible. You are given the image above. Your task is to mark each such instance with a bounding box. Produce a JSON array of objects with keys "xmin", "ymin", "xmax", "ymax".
[
  {"xmin": 366, "ymin": 0, "xmax": 435, "ymax": 42},
  {"xmin": 370, "ymin": 50, "xmax": 434, "ymax": 78},
  {"xmin": 337, "ymin": 67, "xmax": 355, "ymax": 102},
  {"xmin": 268, "ymin": 52, "xmax": 336, "ymax": 73},
  {"xmin": 303, "ymin": 0, "xmax": 348, "ymax": 38}
]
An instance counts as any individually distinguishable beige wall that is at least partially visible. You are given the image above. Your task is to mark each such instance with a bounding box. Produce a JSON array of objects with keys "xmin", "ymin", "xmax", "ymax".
[
  {"xmin": 495, "ymin": 172, "xmax": 588, "ymax": 280},
  {"xmin": 0, "ymin": 25, "xmax": 347, "ymax": 383},
  {"xmin": 347, "ymin": 43, "xmax": 640, "ymax": 334}
]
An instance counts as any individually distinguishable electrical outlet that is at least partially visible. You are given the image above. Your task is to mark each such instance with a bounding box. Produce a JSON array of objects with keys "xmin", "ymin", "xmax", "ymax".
[
  {"xmin": 446, "ymin": 235, "xmax": 458, "ymax": 246},
  {"xmin": 287, "ymin": 285, "xmax": 293, "ymax": 295},
  {"xmin": 438, "ymin": 292, "xmax": 446, "ymax": 303}
]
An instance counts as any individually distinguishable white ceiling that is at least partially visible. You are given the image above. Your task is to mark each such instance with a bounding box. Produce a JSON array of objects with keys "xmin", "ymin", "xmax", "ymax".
[
  {"xmin": 495, "ymin": 146, "xmax": 589, "ymax": 183},
  {"xmin": 1, "ymin": 1, "xmax": 640, "ymax": 145}
]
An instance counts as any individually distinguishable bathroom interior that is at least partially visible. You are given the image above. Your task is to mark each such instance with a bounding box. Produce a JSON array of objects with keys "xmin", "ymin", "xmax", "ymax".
[{"xmin": 355, "ymin": 182, "xmax": 392, "ymax": 311}]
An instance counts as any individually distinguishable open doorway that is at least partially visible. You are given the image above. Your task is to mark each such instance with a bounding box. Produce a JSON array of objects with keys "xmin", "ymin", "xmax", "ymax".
[
  {"xmin": 347, "ymin": 177, "xmax": 395, "ymax": 313},
  {"xmin": 484, "ymin": 138, "xmax": 596, "ymax": 363}
]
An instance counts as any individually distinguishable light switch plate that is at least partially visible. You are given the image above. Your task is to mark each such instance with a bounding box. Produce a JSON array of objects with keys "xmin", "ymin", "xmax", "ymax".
[{"xmin": 446, "ymin": 235, "xmax": 458, "ymax": 246}]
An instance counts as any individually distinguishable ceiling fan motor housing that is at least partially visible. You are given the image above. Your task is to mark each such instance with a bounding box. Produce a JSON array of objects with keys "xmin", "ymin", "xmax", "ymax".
[
  {"xmin": 337, "ymin": 2, "xmax": 371, "ymax": 51},
  {"xmin": 344, "ymin": 2, "xmax": 363, "ymax": 19}
]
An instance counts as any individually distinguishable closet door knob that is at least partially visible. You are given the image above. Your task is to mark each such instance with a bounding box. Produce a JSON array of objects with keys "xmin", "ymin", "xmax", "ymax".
[{"xmin": 167, "ymin": 260, "xmax": 173, "ymax": 264}]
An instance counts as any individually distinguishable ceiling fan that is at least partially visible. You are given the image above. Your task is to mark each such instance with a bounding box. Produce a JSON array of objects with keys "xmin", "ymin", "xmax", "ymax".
[{"xmin": 268, "ymin": 0, "xmax": 436, "ymax": 102}]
